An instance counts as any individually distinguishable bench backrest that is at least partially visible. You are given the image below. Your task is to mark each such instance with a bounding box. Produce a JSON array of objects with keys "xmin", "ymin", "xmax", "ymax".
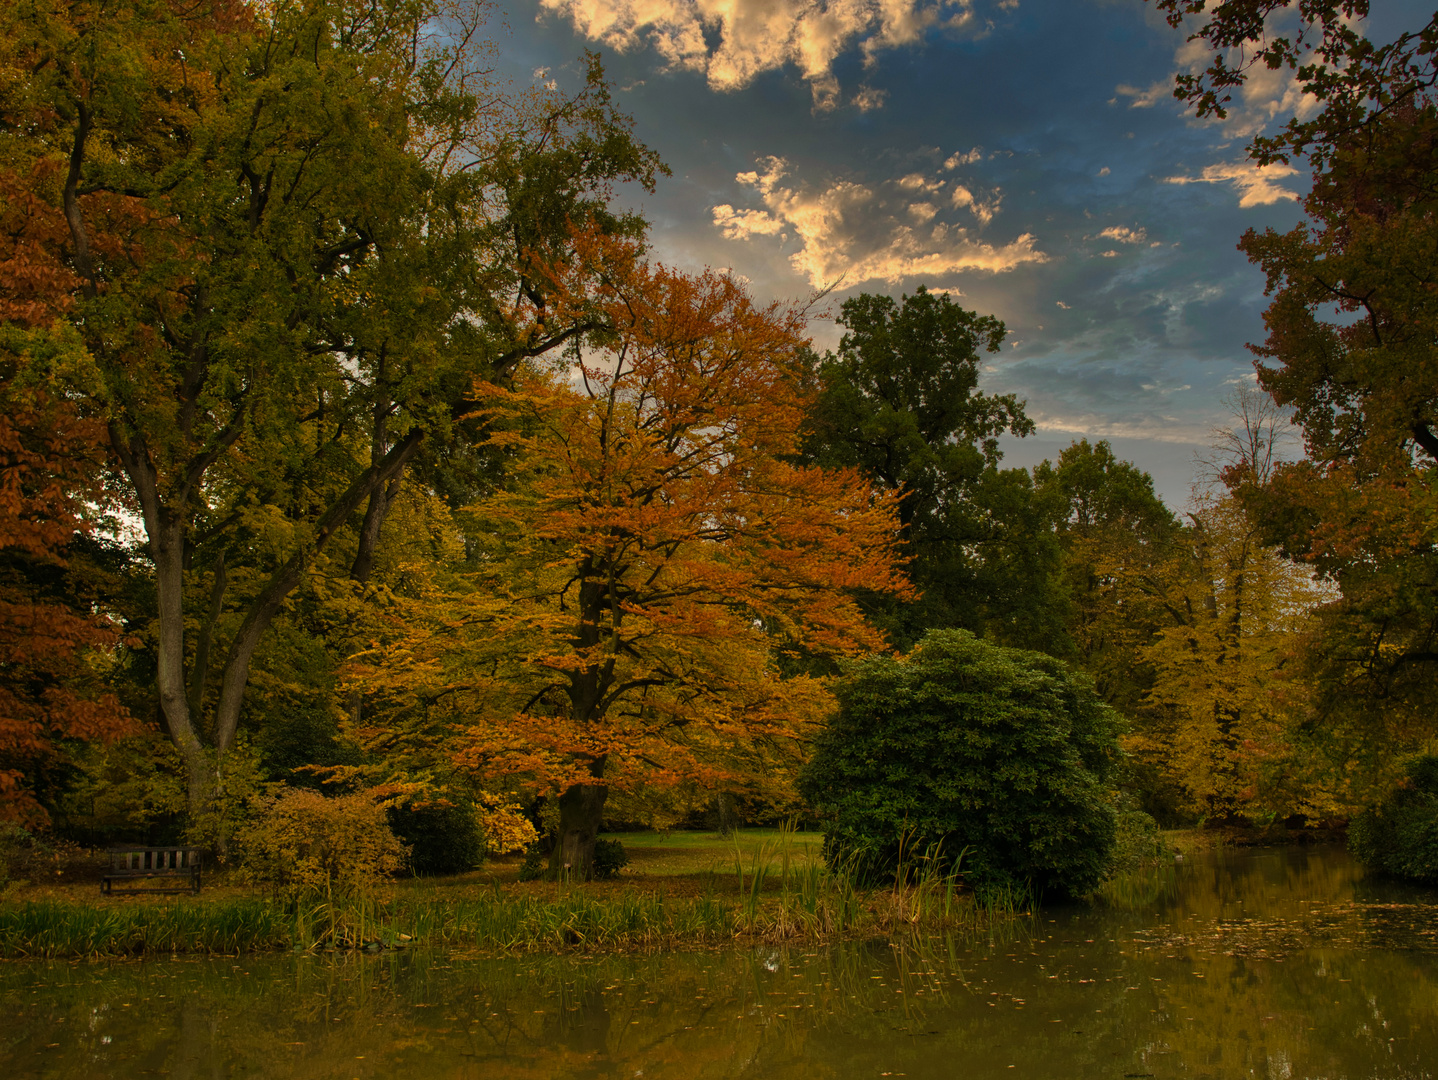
[{"xmin": 108, "ymin": 848, "xmax": 201, "ymax": 872}]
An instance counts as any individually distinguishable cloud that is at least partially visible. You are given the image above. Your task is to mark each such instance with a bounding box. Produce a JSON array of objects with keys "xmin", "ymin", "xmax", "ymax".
[
  {"xmin": 1055, "ymin": 300, "xmax": 1070, "ymax": 309},
  {"xmin": 1114, "ymin": 79, "xmax": 1170, "ymax": 108},
  {"xmin": 944, "ymin": 147, "xmax": 982, "ymax": 169},
  {"xmin": 851, "ymin": 84, "xmax": 888, "ymax": 111},
  {"xmin": 711, "ymin": 155, "xmax": 1047, "ymax": 288},
  {"xmin": 1163, "ymin": 160, "xmax": 1301, "ymax": 207},
  {"xmin": 951, "ymin": 183, "xmax": 1001, "ymax": 226},
  {"xmin": 1097, "ymin": 166, "xmax": 1110, "ymax": 176},
  {"xmin": 538, "ymin": 0, "xmax": 974, "ymax": 109},
  {"xmin": 1096, "ymin": 224, "xmax": 1146, "ymax": 244}
]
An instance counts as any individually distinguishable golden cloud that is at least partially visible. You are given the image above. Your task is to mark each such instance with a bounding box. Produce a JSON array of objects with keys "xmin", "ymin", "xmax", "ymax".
[
  {"xmin": 711, "ymin": 156, "xmax": 1047, "ymax": 287},
  {"xmin": 538, "ymin": 0, "xmax": 974, "ymax": 108}
]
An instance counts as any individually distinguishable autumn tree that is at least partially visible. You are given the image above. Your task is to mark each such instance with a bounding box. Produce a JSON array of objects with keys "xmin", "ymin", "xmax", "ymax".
[
  {"xmin": 799, "ymin": 286, "xmax": 1063, "ymax": 652},
  {"xmin": 348, "ymin": 236, "xmax": 911, "ymax": 879},
  {"xmin": 0, "ymin": 0, "xmax": 664, "ymax": 823},
  {"xmin": 1155, "ymin": 0, "xmax": 1438, "ymax": 761}
]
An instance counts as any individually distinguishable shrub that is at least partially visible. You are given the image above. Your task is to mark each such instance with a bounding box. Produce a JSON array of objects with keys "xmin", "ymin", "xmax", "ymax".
[
  {"xmin": 238, "ymin": 788, "xmax": 406, "ymax": 898},
  {"xmin": 593, "ymin": 838, "xmax": 628, "ymax": 880},
  {"xmin": 1349, "ymin": 755, "xmax": 1438, "ymax": 883},
  {"xmin": 476, "ymin": 794, "xmax": 539, "ymax": 856},
  {"xmin": 387, "ymin": 800, "xmax": 485, "ymax": 876},
  {"xmin": 798, "ymin": 629, "xmax": 1124, "ymax": 899}
]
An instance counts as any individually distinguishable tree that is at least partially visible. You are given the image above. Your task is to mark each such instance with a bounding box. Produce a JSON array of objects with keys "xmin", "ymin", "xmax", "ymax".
[
  {"xmin": 1156, "ymin": 0, "xmax": 1438, "ymax": 775},
  {"xmin": 1137, "ymin": 493, "xmax": 1320, "ymax": 821},
  {"xmin": 348, "ymin": 236, "xmax": 911, "ymax": 879},
  {"xmin": 1034, "ymin": 439, "xmax": 1182, "ymax": 717},
  {"xmin": 800, "ymin": 286, "xmax": 1063, "ymax": 652},
  {"xmin": 799, "ymin": 628, "xmax": 1124, "ymax": 899},
  {"xmin": 0, "ymin": 0, "xmax": 664, "ymax": 822},
  {"xmin": 0, "ymin": 108, "xmax": 137, "ymax": 825}
]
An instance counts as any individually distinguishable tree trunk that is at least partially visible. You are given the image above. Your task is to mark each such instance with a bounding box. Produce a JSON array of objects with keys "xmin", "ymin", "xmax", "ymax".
[{"xmin": 552, "ymin": 779, "xmax": 608, "ymax": 881}]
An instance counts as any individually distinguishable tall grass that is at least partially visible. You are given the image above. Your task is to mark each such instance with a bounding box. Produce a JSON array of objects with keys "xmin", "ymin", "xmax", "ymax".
[{"xmin": 0, "ymin": 829, "xmax": 1020, "ymax": 959}]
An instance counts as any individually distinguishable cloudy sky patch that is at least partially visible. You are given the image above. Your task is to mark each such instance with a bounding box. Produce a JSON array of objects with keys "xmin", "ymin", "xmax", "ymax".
[{"xmin": 502, "ymin": 0, "xmax": 1431, "ymax": 503}]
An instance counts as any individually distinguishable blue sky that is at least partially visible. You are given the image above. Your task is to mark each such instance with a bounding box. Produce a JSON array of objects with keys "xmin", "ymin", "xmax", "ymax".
[{"xmin": 489, "ymin": 0, "xmax": 1424, "ymax": 507}]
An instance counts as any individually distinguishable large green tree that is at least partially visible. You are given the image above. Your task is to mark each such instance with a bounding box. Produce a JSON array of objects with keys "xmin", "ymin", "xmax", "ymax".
[
  {"xmin": 800, "ymin": 286, "xmax": 1064, "ymax": 652},
  {"xmin": 0, "ymin": 0, "xmax": 663, "ymax": 820}
]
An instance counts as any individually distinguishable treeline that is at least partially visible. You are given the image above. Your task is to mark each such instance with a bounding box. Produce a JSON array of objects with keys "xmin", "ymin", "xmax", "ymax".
[{"xmin": 3, "ymin": 0, "xmax": 1436, "ymax": 881}]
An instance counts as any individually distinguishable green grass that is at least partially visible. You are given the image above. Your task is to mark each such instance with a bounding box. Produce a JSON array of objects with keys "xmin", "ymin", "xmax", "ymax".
[
  {"xmin": 0, "ymin": 826, "xmax": 1008, "ymax": 958},
  {"xmin": 605, "ymin": 827, "xmax": 824, "ymax": 879}
]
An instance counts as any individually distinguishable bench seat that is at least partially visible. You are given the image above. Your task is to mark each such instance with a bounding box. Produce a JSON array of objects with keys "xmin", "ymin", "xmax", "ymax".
[{"xmin": 101, "ymin": 847, "xmax": 202, "ymax": 895}]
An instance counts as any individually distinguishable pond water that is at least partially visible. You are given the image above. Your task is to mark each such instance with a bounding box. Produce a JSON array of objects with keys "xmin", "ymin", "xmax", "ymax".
[{"xmin": 3, "ymin": 845, "xmax": 1437, "ymax": 1079}]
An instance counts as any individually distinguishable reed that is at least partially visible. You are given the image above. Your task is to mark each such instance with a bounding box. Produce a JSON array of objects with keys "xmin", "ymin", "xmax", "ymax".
[{"xmin": 0, "ymin": 840, "xmax": 1018, "ymax": 959}]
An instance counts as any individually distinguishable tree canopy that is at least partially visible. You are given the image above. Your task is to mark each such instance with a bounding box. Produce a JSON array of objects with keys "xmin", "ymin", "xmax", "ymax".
[{"xmin": 800, "ymin": 286, "xmax": 1063, "ymax": 652}]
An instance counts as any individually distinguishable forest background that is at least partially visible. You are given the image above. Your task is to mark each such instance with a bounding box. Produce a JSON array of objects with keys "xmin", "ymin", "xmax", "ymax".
[{"xmin": 3, "ymin": 0, "xmax": 1436, "ymax": 882}]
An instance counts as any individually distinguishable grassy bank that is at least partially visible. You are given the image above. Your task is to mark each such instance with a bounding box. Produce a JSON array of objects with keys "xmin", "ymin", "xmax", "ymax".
[
  {"xmin": 1, "ymin": 827, "xmax": 1018, "ymax": 959},
  {"xmin": 0, "ymin": 870, "xmax": 1008, "ymax": 959}
]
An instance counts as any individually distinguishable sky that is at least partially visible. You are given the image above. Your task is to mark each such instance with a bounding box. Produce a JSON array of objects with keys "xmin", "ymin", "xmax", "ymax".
[{"xmin": 486, "ymin": 0, "xmax": 1424, "ymax": 508}]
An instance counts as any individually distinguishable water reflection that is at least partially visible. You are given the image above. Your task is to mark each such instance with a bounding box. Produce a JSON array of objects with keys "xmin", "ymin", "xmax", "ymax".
[{"xmin": 2, "ymin": 846, "xmax": 1437, "ymax": 1079}]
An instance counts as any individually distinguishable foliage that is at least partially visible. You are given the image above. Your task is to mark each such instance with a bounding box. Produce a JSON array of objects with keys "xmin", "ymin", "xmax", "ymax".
[
  {"xmin": 1349, "ymin": 755, "xmax": 1438, "ymax": 883},
  {"xmin": 1035, "ymin": 439, "xmax": 1182, "ymax": 716},
  {"xmin": 1135, "ymin": 493, "xmax": 1325, "ymax": 821},
  {"xmin": 387, "ymin": 800, "xmax": 485, "ymax": 876},
  {"xmin": 1158, "ymin": 0, "xmax": 1438, "ymax": 794},
  {"xmin": 1151, "ymin": 0, "xmax": 1438, "ymax": 167},
  {"xmin": 237, "ymin": 788, "xmax": 406, "ymax": 899},
  {"xmin": 347, "ymin": 235, "xmax": 911, "ymax": 880},
  {"xmin": 1109, "ymin": 805, "xmax": 1167, "ymax": 872},
  {"xmin": 517, "ymin": 840, "xmax": 548, "ymax": 883},
  {"xmin": 592, "ymin": 838, "xmax": 629, "ymax": 880},
  {"xmin": 477, "ymin": 794, "xmax": 540, "ymax": 857},
  {"xmin": 799, "ymin": 629, "xmax": 1124, "ymax": 899},
  {"xmin": 0, "ymin": 0, "xmax": 666, "ymax": 822},
  {"xmin": 800, "ymin": 286, "xmax": 1062, "ymax": 651},
  {"xmin": 0, "ymin": 331, "xmax": 135, "ymax": 825}
]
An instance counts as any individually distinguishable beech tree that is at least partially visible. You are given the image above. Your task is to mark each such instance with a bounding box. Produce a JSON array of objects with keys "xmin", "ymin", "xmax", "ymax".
[
  {"xmin": 348, "ymin": 235, "xmax": 911, "ymax": 879},
  {"xmin": 0, "ymin": 0, "xmax": 663, "ymax": 822}
]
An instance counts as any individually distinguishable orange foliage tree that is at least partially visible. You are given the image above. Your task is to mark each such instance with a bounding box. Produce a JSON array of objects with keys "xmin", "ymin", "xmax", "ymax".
[
  {"xmin": 0, "ymin": 159, "xmax": 136, "ymax": 824},
  {"xmin": 348, "ymin": 236, "xmax": 911, "ymax": 878}
]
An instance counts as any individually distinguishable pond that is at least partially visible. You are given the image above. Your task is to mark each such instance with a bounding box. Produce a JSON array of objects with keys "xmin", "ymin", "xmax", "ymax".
[{"xmin": 3, "ymin": 844, "xmax": 1437, "ymax": 1079}]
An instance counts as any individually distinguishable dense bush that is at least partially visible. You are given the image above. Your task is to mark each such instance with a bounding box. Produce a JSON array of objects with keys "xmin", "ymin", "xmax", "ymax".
[
  {"xmin": 798, "ymin": 629, "xmax": 1124, "ymax": 899},
  {"xmin": 1349, "ymin": 755, "xmax": 1438, "ymax": 883},
  {"xmin": 388, "ymin": 800, "xmax": 485, "ymax": 876},
  {"xmin": 238, "ymin": 789, "xmax": 406, "ymax": 898}
]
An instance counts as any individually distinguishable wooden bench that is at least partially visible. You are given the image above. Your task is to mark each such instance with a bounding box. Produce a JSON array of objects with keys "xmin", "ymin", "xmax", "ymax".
[{"xmin": 101, "ymin": 847, "xmax": 202, "ymax": 895}]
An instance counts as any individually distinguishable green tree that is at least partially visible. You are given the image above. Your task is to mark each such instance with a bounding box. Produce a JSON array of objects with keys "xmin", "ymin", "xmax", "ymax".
[
  {"xmin": 1035, "ymin": 439, "xmax": 1182, "ymax": 717},
  {"xmin": 0, "ymin": 0, "xmax": 663, "ymax": 823},
  {"xmin": 800, "ymin": 286, "xmax": 1064, "ymax": 651},
  {"xmin": 799, "ymin": 628, "xmax": 1123, "ymax": 899}
]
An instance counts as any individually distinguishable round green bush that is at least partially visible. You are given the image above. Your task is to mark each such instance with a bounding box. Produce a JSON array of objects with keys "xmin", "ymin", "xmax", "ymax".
[
  {"xmin": 798, "ymin": 629, "xmax": 1124, "ymax": 899},
  {"xmin": 1349, "ymin": 755, "xmax": 1438, "ymax": 883}
]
